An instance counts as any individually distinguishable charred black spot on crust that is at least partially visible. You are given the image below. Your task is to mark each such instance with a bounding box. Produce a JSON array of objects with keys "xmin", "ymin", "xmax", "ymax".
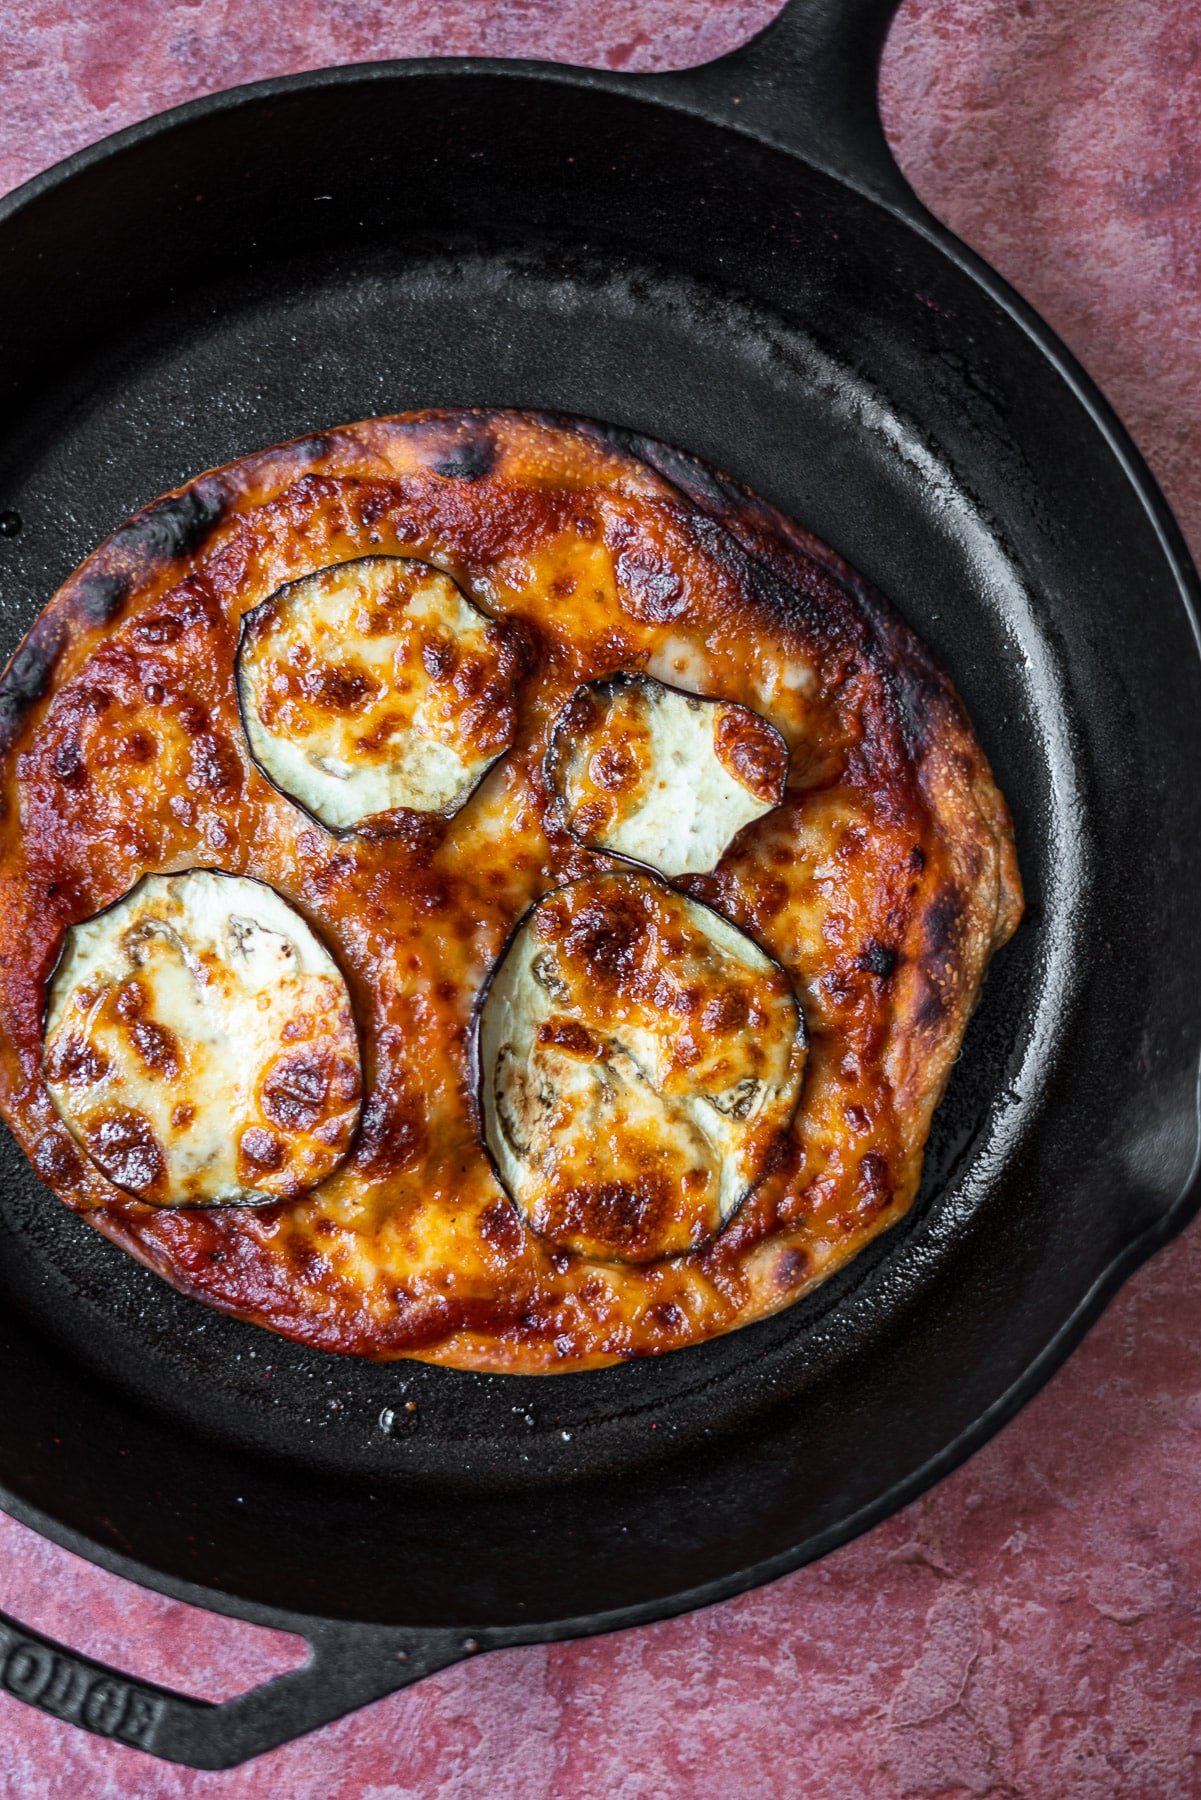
[
  {"xmin": 914, "ymin": 984, "xmax": 947, "ymax": 1032},
  {"xmin": 618, "ymin": 428, "xmax": 748, "ymax": 516},
  {"xmin": 570, "ymin": 416, "xmax": 641, "ymax": 462},
  {"xmin": 117, "ymin": 479, "xmax": 227, "ymax": 566},
  {"xmin": 431, "ymin": 433, "xmax": 497, "ymax": 482},
  {"xmin": 286, "ymin": 434, "xmax": 332, "ymax": 465},
  {"xmin": 875, "ymin": 651, "xmax": 926, "ymax": 755},
  {"xmin": 858, "ymin": 939, "xmax": 897, "ymax": 980},
  {"xmin": 924, "ymin": 887, "xmax": 963, "ymax": 957},
  {"xmin": 76, "ymin": 570, "xmax": 130, "ymax": 623},
  {"xmin": 0, "ymin": 614, "xmax": 68, "ymax": 757}
]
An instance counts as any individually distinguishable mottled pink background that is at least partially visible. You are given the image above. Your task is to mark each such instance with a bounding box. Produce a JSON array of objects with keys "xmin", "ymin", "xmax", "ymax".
[{"xmin": 2, "ymin": 2, "xmax": 1200, "ymax": 1794}]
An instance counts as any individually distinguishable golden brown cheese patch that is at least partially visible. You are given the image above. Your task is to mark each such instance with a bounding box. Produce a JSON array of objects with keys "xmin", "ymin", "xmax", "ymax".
[
  {"xmin": 237, "ymin": 555, "xmax": 522, "ymax": 830},
  {"xmin": 44, "ymin": 870, "xmax": 360, "ymax": 1204},
  {"xmin": 0, "ymin": 408, "xmax": 1023, "ymax": 1372},
  {"xmin": 546, "ymin": 673, "xmax": 788, "ymax": 877},
  {"xmin": 477, "ymin": 870, "xmax": 804, "ymax": 1262}
]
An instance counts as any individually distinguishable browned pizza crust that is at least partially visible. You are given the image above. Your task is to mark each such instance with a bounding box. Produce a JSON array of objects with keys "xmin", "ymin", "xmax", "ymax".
[{"xmin": 0, "ymin": 409, "xmax": 1021, "ymax": 1371}]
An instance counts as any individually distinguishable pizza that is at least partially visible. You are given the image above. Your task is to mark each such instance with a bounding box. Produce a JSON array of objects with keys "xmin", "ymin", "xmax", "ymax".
[{"xmin": 0, "ymin": 409, "xmax": 1022, "ymax": 1371}]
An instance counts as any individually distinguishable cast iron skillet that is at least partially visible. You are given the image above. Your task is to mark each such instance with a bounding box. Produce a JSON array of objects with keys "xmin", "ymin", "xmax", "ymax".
[{"xmin": 0, "ymin": 0, "xmax": 1198, "ymax": 1768}]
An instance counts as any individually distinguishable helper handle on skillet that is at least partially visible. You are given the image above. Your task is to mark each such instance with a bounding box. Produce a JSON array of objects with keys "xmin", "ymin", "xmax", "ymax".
[
  {"xmin": 641, "ymin": 0, "xmax": 914, "ymax": 209},
  {"xmin": 0, "ymin": 0, "xmax": 909, "ymax": 1770},
  {"xmin": 0, "ymin": 1604, "xmax": 475, "ymax": 1768}
]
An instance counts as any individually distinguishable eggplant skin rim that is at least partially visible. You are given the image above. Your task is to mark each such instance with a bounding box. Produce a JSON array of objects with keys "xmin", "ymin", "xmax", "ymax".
[
  {"xmin": 233, "ymin": 554, "xmax": 518, "ymax": 842},
  {"xmin": 542, "ymin": 669, "xmax": 791, "ymax": 880},
  {"xmin": 467, "ymin": 866, "xmax": 807, "ymax": 1266},
  {"xmin": 40, "ymin": 865, "xmax": 366, "ymax": 1213}
]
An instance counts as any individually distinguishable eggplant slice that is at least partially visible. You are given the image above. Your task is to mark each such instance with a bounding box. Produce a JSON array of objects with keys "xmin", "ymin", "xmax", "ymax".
[
  {"xmin": 44, "ymin": 870, "xmax": 361, "ymax": 1206},
  {"xmin": 237, "ymin": 556, "xmax": 521, "ymax": 831},
  {"xmin": 476, "ymin": 869, "xmax": 805, "ymax": 1263},
  {"xmin": 546, "ymin": 672, "xmax": 789, "ymax": 877}
]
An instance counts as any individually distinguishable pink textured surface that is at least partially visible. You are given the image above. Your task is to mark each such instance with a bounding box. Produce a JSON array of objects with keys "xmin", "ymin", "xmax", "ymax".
[{"xmin": 2, "ymin": 0, "xmax": 1200, "ymax": 1793}]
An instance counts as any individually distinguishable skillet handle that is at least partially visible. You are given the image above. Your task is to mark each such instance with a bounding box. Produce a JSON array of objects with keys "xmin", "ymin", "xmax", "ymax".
[
  {"xmin": 0, "ymin": 1605, "xmax": 472, "ymax": 1768},
  {"xmin": 639, "ymin": 0, "xmax": 914, "ymax": 209}
]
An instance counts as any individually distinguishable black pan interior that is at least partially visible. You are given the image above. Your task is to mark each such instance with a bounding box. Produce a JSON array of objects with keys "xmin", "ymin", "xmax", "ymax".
[{"xmin": 0, "ymin": 69, "xmax": 1197, "ymax": 1631}]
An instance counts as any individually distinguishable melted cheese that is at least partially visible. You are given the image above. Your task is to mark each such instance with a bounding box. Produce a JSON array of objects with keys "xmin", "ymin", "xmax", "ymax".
[
  {"xmin": 477, "ymin": 870, "xmax": 804, "ymax": 1262},
  {"xmin": 237, "ymin": 556, "xmax": 519, "ymax": 830},
  {"xmin": 44, "ymin": 870, "xmax": 360, "ymax": 1205},
  {"xmin": 547, "ymin": 674, "xmax": 788, "ymax": 877}
]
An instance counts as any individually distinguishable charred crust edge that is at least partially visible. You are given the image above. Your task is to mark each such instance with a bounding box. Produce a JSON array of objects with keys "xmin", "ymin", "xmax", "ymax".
[
  {"xmin": 0, "ymin": 614, "xmax": 68, "ymax": 759},
  {"xmin": 77, "ymin": 570, "xmax": 131, "ymax": 625},
  {"xmin": 113, "ymin": 477, "xmax": 228, "ymax": 568},
  {"xmin": 405, "ymin": 413, "xmax": 499, "ymax": 483},
  {"xmin": 284, "ymin": 433, "xmax": 334, "ymax": 466},
  {"xmin": 432, "ymin": 437, "xmax": 497, "ymax": 482}
]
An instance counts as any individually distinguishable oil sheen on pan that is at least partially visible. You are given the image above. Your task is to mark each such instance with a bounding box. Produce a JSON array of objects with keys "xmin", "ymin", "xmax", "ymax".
[{"xmin": 0, "ymin": 409, "xmax": 1022, "ymax": 1372}]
